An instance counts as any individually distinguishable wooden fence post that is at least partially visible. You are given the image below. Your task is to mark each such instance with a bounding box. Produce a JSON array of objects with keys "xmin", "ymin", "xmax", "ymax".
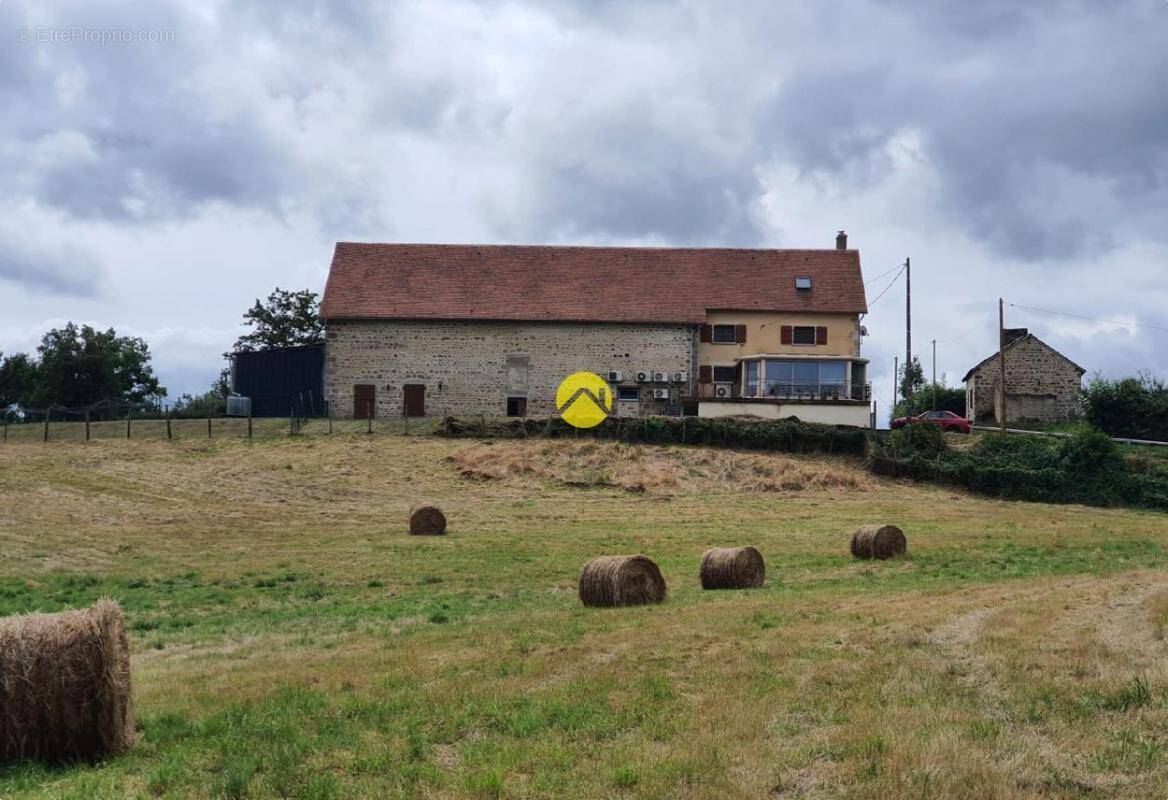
[
  {"xmin": 3, "ymin": 415, "xmax": 7, "ymax": 442},
  {"xmin": 85, "ymin": 411, "xmax": 91, "ymax": 442},
  {"xmin": 247, "ymin": 405, "xmax": 253, "ymax": 440},
  {"xmin": 166, "ymin": 408, "xmax": 172, "ymax": 440},
  {"xmin": 366, "ymin": 400, "xmax": 372, "ymax": 435},
  {"xmin": 207, "ymin": 412, "xmax": 212, "ymax": 439},
  {"xmin": 43, "ymin": 408, "xmax": 50, "ymax": 442},
  {"xmin": 126, "ymin": 409, "xmax": 132, "ymax": 440},
  {"xmin": 327, "ymin": 408, "xmax": 332, "ymax": 435}
]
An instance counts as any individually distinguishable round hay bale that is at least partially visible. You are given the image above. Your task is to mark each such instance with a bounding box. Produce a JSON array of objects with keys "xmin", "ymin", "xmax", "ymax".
[
  {"xmin": 699, "ymin": 546, "xmax": 765, "ymax": 590},
  {"xmin": 409, "ymin": 504, "xmax": 447, "ymax": 536},
  {"xmin": 850, "ymin": 524, "xmax": 907, "ymax": 560},
  {"xmin": 0, "ymin": 599, "xmax": 134, "ymax": 764},
  {"xmin": 578, "ymin": 555, "xmax": 667, "ymax": 608}
]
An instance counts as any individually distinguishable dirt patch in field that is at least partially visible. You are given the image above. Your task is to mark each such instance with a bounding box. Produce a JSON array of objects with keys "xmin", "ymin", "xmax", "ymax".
[{"xmin": 447, "ymin": 440, "xmax": 868, "ymax": 495}]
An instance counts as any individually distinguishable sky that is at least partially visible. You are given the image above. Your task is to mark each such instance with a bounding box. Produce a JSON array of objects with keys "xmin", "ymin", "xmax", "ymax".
[{"xmin": 2, "ymin": 0, "xmax": 1166, "ymax": 418}]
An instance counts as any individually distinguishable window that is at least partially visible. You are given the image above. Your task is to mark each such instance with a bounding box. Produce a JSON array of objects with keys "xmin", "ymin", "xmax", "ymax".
[
  {"xmin": 506, "ymin": 397, "xmax": 527, "ymax": 417},
  {"xmin": 791, "ymin": 326, "xmax": 817, "ymax": 345},
  {"xmin": 617, "ymin": 386, "xmax": 641, "ymax": 402},
  {"xmin": 712, "ymin": 366, "xmax": 737, "ymax": 383},
  {"xmin": 757, "ymin": 360, "xmax": 850, "ymax": 398},
  {"xmin": 745, "ymin": 361, "xmax": 759, "ymax": 395},
  {"xmin": 794, "ymin": 276, "xmax": 812, "ymax": 291},
  {"xmin": 711, "ymin": 324, "xmax": 737, "ymax": 344}
]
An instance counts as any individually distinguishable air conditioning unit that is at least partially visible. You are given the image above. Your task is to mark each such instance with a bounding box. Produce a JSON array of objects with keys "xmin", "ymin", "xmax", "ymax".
[
  {"xmin": 652, "ymin": 371, "xmax": 667, "ymax": 383},
  {"xmin": 652, "ymin": 388, "xmax": 669, "ymax": 400},
  {"xmin": 713, "ymin": 383, "xmax": 733, "ymax": 399},
  {"xmin": 671, "ymin": 371, "xmax": 686, "ymax": 383},
  {"xmin": 635, "ymin": 370, "xmax": 652, "ymax": 383},
  {"xmin": 606, "ymin": 370, "xmax": 623, "ymax": 383}
]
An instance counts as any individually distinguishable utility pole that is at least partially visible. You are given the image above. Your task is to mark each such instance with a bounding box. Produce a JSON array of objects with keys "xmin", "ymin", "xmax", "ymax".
[
  {"xmin": 904, "ymin": 257, "xmax": 912, "ymax": 397},
  {"xmin": 931, "ymin": 339, "xmax": 937, "ymax": 410},
  {"xmin": 998, "ymin": 298, "xmax": 1007, "ymax": 431}
]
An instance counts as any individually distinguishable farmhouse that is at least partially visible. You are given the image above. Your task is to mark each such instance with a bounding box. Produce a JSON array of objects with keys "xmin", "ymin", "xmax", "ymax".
[
  {"xmin": 320, "ymin": 234, "xmax": 872, "ymax": 426},
  {"xmin": 962, "ymin": 328, "xmax": 1086, "ymax": 424}
]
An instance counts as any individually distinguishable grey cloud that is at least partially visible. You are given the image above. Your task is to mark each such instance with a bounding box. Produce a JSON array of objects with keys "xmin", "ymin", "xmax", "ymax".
[{"xmin": 0, "ymin": 233, "xmax": 103, "ymax": 297}]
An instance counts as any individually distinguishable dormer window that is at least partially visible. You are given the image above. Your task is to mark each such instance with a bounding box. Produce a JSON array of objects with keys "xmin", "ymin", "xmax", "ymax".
[{"xmin": 795, "ymin": 276, "xmax": 812, "ymax": 291}]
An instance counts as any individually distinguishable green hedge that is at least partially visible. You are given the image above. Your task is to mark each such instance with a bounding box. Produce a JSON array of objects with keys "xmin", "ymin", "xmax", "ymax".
[
  {"xmin": 870, "ymin": 426, "xmax": 1168, "ymax": 510},
  {"xmin": 436, "ymin": 415, "xmax": 868, "ymax": 455}
]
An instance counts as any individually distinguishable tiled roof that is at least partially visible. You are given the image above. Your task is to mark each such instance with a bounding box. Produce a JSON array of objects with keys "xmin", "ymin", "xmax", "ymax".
[{"xmin": 320, "ymin": 243, "xmax": 867, "ymax": 323}]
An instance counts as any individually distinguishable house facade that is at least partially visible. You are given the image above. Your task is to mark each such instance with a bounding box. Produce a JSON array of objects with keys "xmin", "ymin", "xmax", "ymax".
[
  {"xmin": 320, "ymin": 235, "xmax": 871, "ymax": 426},
  {"xmin": 963, "ymin": 329, "xmax": 1086, "ymax": 424}
]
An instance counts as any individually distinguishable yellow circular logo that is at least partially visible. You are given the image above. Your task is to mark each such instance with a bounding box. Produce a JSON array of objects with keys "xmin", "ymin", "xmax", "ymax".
[{"xmin": 556, "ymin": 371, "xmax": 612, "ymax": 428}]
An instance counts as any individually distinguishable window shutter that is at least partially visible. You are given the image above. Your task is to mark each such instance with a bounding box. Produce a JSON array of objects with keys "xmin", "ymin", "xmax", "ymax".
[
  {"xmin": 699, "ymin": 365, "xmax": 712, "ymax": 384},
  {"xmin": 734, "ymin": 324, "xmax": 747, "ymax": 344},
  {"xmin": 699, "ymin": 324, "xmax": 712, "ymax": 343},
  {"xmin": 816, "ymin": 326, "xmax": 828, "ymax": 345},
  {"xmin": 780, "ymin": 325, "xmax": 793, "ymax": 345}
]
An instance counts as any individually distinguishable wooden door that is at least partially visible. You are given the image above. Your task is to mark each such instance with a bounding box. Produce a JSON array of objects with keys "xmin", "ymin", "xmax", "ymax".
[
  {"xmin": 354, "ymin": 384, "xmax": 375, "ymax": 419},
  {"xmin": 403, "ymin": 384, "xmax": 425, "ymax": 417}
]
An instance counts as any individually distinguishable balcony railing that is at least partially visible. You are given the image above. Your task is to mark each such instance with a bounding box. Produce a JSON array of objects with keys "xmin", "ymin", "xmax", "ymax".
[{"xmin": 697, "ymin": 381, "xmax": 871, "ymax": 402}]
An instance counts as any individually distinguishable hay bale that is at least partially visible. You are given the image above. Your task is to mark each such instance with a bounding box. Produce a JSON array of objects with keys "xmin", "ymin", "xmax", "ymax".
[
  {"xmin": 850, "ymin": 524, "xmax": 907, "ymax": 560},
  {"xmin": 578, "ymin": 555, "xmax": 667, "ymax": 608},
  {"xmin": 699, "ymin": 546, "xmax": 765, "ymax": 589},
  {"xmin": 409, "ymin": 504, "xmax": 447, "ymax": 536},
  {"xmin": 0, "ymin": 599, "xmax": 134, "ymax": 764}
]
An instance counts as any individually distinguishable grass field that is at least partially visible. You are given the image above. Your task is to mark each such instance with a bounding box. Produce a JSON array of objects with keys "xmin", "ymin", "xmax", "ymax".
[{"xmin": 1, "ymin": 429, "xmax": 1168, "ymax": 798}]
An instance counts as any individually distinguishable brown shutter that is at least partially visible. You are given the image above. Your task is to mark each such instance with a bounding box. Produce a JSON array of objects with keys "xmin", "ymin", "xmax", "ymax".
[
  {"xmin": 699, "ymin": 365, "xmax": 712, "ymax": 384},
  {"xmin": 734, "ymin": 324, "xmax": 747, "ymax": 344},
  {"xmin": 699, "ymin": 324, "xmax": 712, "ymax": 343},
  {"xmin": 815, "ymin": 326, "xmax": 828, "ymax": 345},
  {"xmin": 780, "ymin": 325, "xmax": 793, "ymax": 345}
]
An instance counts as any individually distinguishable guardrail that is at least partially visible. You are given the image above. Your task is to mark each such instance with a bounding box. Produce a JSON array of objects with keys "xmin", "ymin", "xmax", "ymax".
[{"xmin": 970, "ymin": 425, "xmax": 1168, "ymax": 447}]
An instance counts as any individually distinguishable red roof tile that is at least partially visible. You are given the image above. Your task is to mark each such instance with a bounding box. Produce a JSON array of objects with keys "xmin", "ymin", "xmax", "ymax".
[{"xmin": 320, "ymin": 243, "xmax": 867, "ymax": 323}]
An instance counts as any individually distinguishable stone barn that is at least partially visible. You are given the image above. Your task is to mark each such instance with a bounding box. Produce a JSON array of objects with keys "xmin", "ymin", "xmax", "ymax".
[{"xmin": 962, "ymin": 329, "xmax": 1086, "ymax": 425}]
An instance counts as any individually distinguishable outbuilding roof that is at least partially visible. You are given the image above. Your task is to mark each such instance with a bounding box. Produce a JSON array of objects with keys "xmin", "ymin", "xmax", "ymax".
[
  {"xmin": 961, "ymin": 331, "xmax": 1086, "ymax": 383},
  {"xmin": 320, "ymin": 243, "xmax": 867, "ymax": 323}
]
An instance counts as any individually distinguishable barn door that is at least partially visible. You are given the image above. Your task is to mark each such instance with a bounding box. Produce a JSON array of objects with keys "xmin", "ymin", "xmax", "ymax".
[
  {"xmin": 353, "ymin": 384, "xmax": 375, "ymax": 419},
  {"xmin": 403, "ymin": 384, "xmax": 426, "ymax": 418}
]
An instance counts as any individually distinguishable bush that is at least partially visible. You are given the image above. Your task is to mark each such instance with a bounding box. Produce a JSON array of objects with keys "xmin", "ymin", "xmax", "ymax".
[
  {"xmin": 1083, "ymin": 375, "xmax": 1168, "ymax": 441},
  {"xmin": 436, "ymin": 415, "xmax": 868, "ymax": 456},
  {"xmin": 870, "ymin": 427, "xmax": 1168, "ymax": 511},
  {"xmin": 883, "ymin": 422, "xmax": 947, "ymax": 459}
]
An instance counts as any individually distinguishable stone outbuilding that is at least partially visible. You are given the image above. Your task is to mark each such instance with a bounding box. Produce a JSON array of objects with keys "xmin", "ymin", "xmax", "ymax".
[{"xmin": 962, "ymin": 329, "xmax": 1086, "ymax": 425}]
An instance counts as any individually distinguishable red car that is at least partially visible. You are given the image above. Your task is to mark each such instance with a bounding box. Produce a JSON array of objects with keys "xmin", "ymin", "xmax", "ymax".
[{"xmin": 891, "ymin": 410, "xmax": 972, "ymax": 434}]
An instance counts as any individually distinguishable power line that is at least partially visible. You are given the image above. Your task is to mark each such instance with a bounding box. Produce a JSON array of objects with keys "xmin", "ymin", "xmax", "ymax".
[
  {"xmin": 937, "ymin": 308, "xmax": 996, "ymax": 344},
  {"xmin": 863, "ymin": 263, "xmax": 904, "ymax": 286},
  {"xmin": 1008, "ymin": 302, "xmax": 1168, "ymax": 333},
  {"xmin": 866, "ymin": 265, "xmax": 906, "ymax": 308}
]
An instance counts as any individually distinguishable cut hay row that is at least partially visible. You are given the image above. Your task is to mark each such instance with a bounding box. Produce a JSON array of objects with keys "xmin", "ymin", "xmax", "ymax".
[{"xmin": 0, "ymin": 599, "xmax": 134, "ymax": 765}]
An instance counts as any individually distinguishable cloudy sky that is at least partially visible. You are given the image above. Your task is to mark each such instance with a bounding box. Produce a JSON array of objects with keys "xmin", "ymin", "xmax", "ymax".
[{"xmin": 2, "ymin": 0, "xmax": 1166, "ymax": 416}]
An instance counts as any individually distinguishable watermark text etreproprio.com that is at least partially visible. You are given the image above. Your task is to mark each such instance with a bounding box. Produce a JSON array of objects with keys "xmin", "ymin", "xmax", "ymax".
[{"xmin": 17, "ymin": 26, "xmax": 176, "ymax": 44}]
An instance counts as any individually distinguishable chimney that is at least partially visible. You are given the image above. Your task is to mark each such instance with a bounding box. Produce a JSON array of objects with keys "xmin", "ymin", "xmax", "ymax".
[
  {"xmin": 1004, "ymin": 328, "xmax": 1028, "ymax": 345},
  {"xmin": 835, "ymin": 230, "xmax": 848, "ymax": 250}
]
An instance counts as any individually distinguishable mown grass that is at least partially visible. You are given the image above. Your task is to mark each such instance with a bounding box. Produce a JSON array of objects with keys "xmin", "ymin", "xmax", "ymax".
[{"xmin": 1, "ymin": 432, "xmax": 1168, "ymax": 798}]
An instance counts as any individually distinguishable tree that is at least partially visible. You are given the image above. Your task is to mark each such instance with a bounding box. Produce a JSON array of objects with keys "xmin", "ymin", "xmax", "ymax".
[
  {"xmin": 0, "ymin": 352, "xmax": 39, "ymax": 408},
  {"xmin": 232, "ymin": 288, "xmax": 323, "ymax": 353},
  {"xmin": 1083, "ymin": 374, "xmax": 1168, "ymax": 441},
  {"xmin": 899, "ymin": 356, "xmax": 925, "ymax": 400},
  {"xmin": 30, "ymin": 323, "xmax": 164, "ymax": 407}
]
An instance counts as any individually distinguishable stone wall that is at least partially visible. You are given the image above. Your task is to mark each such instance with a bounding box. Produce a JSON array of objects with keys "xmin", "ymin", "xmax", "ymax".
[
  {"xmin": 966, "ymin": 336, "xmax": 1083, "ymax": 424},
  {"xmin": 324, "ymin": 319, "xmax": 695, "ymax": 418}
]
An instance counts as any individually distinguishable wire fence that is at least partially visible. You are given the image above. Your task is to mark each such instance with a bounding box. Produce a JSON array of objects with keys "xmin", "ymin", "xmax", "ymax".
[{"xmin": 1, "ymin": 399, "xmax": 441, "ymax": 443}]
